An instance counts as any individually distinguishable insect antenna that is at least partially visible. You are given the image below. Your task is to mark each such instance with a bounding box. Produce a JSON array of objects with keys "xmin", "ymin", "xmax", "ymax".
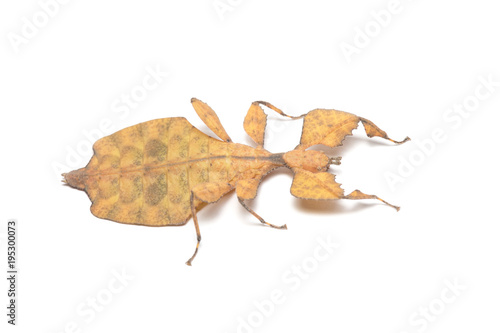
[{"xmin": 329, "ymin": 156, "xmax": 342, "ymax": 166}]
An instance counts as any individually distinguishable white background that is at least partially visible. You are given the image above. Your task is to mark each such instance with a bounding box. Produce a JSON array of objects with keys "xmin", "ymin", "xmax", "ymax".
[{"xmin": 1, "ymin": 0, "xmax": 499, "ymax": 332}]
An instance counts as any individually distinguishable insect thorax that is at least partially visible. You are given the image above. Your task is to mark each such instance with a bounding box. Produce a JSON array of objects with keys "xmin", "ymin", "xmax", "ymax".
[{"xmin": 282, "ymin": 150, "xmax": 330, "ymax": 173}]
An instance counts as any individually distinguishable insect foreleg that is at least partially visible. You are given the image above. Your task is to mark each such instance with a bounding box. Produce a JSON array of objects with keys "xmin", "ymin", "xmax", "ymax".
[
  {"xmin": 289, "ymin": 169, "xmax": 400, "ymax": 210},
  {"xmin": 343, "ymin": 189, "xmax": 400, "ymax": 211},
  {"xmin": 359, "ymin": 117, "xmax": 410, "ymax": 145},
  {"xmin": 297, "ymin": 109, "xmax": 410, "ymax": 149}
]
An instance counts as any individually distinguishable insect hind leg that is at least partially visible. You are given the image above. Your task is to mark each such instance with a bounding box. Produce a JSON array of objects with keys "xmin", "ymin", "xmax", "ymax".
[
  {"xmin": 186, "ymin": 192, "xmax": 202, "ymax": 266},
  {"xmin": 186, "ymin": 182, "xmax": 233, "ymax": 266}
]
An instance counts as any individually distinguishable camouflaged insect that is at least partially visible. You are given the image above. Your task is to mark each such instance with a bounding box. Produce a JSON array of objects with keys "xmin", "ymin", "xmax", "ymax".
[{"xmin": 63, "ymin": 98, "xmax": 410, "ymax": 265}]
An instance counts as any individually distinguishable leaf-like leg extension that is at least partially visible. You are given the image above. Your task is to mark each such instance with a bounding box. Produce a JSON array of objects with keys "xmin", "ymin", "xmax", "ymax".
[
  {"xmin": 298, "ymin": 109, "xmax": 410, "ymax": 149},
  {"xmin": 186, "ymin": 182, "xmax": 233, "ymax": 266},
  {"xmin": 359, "ymin": 117, "xmax": 410, "ymax": 145},
  {"xmin": 191, "ymin": 98, "xmax": 233, "ymax": 142},
  {"xmin": 343, "ymin": 189, "xmax": 400, "ymax": 211},
  {"xmin": 289, "ymin": 169, "xmax": 400, "ymax": 211},
  {"xmin": 244, "ymin": 101, "xmax": 305, "ymax": 147},
  {"xmin": 236, "ymin": 179, "xmax": 287, "ymax": 229},
  {"xmin": 290, "ymin": 169, "xmax": 344, "ymax": 200}
]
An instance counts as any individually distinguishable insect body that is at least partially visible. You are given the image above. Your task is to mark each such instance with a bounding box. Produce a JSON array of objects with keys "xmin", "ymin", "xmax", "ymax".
[{"xmin": 63, "ymin": 98, "xmax": 410, "ymax": 265}]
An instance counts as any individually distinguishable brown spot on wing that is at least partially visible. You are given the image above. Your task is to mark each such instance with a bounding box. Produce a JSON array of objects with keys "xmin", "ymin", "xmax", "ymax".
[
  {"xmin": 144, "ymin": 173, "xmax": 167, "ymax": 206},
  {"xmin": 145, "ymin": 139, "xmax": 168, "ymax": 162}
]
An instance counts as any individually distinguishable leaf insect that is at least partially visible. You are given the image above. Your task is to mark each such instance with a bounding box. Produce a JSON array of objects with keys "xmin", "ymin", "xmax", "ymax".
[{"xmin": 63, "ymin": 98, "xmax": 410, "ymax": 265}]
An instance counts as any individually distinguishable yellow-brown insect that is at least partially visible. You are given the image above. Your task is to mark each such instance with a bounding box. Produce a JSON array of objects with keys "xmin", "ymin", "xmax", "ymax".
[{"xmin": 63, "ymin": 98, "xmax": 410, "ymax": 265}]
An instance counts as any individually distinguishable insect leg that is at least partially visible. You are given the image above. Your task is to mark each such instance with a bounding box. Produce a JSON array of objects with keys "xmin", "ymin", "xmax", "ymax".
[
  {"xmin": 186, "ymin": 191, "xmax": 201, "ymax": 266},
  {"xmin": 253, "ymin": 101, "xmax": 306, "ymax": 120},
  {"xmin": 359, "ymin": 117, "xmax": 410, "ymax": 145},
  {"xmin": 297, "ymin": 109, "xmax": 410, "ymax": 149},
  {"xmin": 244, "ymin": 102, "xmax": 305, "ymax": 147},
  {"xmin": 191, "ymin": 98, "xmax": 233, "ymax": 142},
  {"xmin": 185, "ymin": 182, "xmax": 233, "ymax": 266},
  {"xmin": 235, "ymin": 178, "xmax": 286, "ymax": 229},
  {"xmin": 343, "ymin": 189, "xmax": 400, "ymax": 211},
  {"xmin": 238, "ymin": 198, "xmax": 287, "ymax": 229}
]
